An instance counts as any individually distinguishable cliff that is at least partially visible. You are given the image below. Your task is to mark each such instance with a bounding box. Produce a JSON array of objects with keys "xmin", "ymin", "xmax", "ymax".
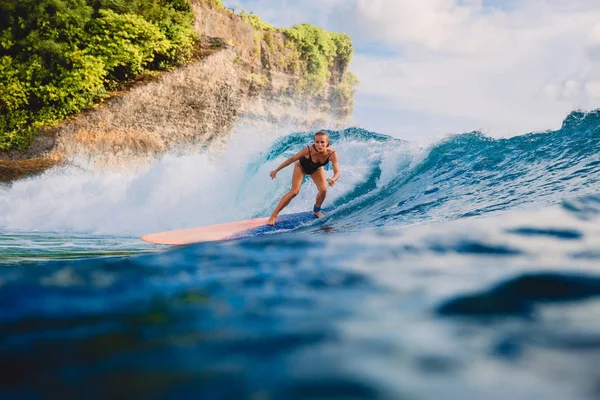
[{"xmin": 0, "ymin": 0, "xmax": 357, "ymax": 180}]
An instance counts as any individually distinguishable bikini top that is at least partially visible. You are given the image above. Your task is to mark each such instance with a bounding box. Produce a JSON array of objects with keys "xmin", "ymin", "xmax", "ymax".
[{"xmin": 299, "ymin": 145, "xmax": 334, "ymax": 175}]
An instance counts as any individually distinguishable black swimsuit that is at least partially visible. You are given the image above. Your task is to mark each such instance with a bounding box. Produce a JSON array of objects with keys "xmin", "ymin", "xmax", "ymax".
[{"xmin": 299, "ymin": 145, "xmax": 334, "ymax": 175}]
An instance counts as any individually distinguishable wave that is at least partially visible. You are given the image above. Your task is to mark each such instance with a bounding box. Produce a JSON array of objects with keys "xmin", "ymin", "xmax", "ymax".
[
  {"xmin": 0, "ymin": 110, "xmax": 599, "ymax": 235},
  {"xmin": 312, "ymin": 109, "xmax": 600, "ymax": 231}
]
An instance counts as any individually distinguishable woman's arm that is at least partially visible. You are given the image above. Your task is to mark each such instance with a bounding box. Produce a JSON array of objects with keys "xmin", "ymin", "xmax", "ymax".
[
  {"xmin": 270, "ymin": 147, "xmax": 308, "ymax": 179},
  {"xmin": 328, "ymin": 152, "xmax": 340, "ymax": 186}
]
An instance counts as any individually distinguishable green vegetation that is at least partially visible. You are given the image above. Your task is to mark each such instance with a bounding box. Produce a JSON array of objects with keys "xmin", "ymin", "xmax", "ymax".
[
  {"xmin": 263, "ymin": 30, "xmax": 275, "ymax": 51},
  {"xmin": 283, "ymin": 23, "xmax": 353, "ymax": 93},
  {"xmin": 240, "ymin": 11, "xmax": 274, "ymax": 31},
  {"xmin": 203, "ymin": 0, "xmax": 225, "ymax": 10},
  {"xmin": 252, "ymin": 31, "xmax": 262, "ymax": 60},
  {"xmin": 245, "ymin": 73, "xmax": 268, "ymax": 87},
  {"xmin": 236, "ymin": 12, "xmax": 355, "ymax": 95},
  {"xmin": 0, "ymin": 0, "xmax": 198, "ymax": 151}
]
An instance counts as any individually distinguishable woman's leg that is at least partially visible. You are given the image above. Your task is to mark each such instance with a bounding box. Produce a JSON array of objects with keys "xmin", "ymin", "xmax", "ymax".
[
  {"xmin": 310, "ymin": 167, "xmax": 327, "ymax": 218},
  {"xmin": 268, "ymin": 163, "xmax": 305, "ymax": 225}
]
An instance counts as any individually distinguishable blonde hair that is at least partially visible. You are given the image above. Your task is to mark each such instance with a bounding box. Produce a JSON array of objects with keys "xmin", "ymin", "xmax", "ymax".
[{"xmin": 314, "ymin": 131, "xmax": 330, "ymax": 147}]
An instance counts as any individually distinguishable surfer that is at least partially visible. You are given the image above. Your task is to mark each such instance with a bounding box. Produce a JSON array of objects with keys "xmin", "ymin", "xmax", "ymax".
[{"xmin": 267, "ymin": 131, "xmax": 340, "ymax": 226}]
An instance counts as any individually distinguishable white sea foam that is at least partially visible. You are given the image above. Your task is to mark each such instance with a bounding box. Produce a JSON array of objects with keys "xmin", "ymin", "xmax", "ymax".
[{"xmin": 0, "ymin": 125, "xmax": 420, "ymax": 236}]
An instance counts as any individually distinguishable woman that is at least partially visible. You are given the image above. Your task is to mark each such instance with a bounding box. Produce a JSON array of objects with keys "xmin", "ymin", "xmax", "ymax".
[{"xmin": 268, "ymin": 131, "xmax": 340, "ymax": 226}]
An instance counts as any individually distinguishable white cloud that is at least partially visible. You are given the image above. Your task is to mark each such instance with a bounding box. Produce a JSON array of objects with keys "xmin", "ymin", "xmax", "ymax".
[
  {"xmin": 339, "ymin": 0, "xmax": 600, "ymax": 136},
  {"xmin": 350, "ymin": 0, "xmax": 490, "ymax": 54},
  {"xmin": 585, "ymin": 80, "xmax": 600, "ymax": 99}
]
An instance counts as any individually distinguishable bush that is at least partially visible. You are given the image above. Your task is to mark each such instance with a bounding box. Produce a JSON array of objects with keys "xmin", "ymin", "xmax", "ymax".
[
  {"xmin": 0, "ymin": 0, "xmax": 197, "ymax": 151},
  {"xmin": 240, "ymin": 11, "xmax": 275, "ymax": 31},
  {"xmin": 85, "ymin": 9, "xmax": 171, "ymax": 80},
  {"xmin": 283, "ymin": 23, "xmax": 353, "ymax": 93}
]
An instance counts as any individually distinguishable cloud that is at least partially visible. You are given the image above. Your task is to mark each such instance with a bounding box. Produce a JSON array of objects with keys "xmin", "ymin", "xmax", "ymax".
[
  {"xmin": 336, "ymin": 0, "xmax": 600, "ymax": 135},
  {"xmin": 230, "ymin": 0, "xmax": 600, "ymax": 138}
]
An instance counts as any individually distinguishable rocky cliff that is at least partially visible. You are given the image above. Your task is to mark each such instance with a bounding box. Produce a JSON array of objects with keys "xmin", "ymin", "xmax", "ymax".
[{"xmin": 0, "ymin": 0, "xmax": 356, "ymax": 180}]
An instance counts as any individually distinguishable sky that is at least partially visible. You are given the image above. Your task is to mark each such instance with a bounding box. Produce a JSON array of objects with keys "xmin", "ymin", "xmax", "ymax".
[{"xmin": 226, "ymin": 0, "xmax": 600, "ymax": 140}]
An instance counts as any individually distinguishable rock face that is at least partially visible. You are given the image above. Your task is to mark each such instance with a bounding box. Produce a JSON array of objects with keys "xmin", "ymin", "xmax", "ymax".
[
  {"xmin": 52, "ymin": 45, "xmax": 243, "ymax": 169},
  {"xmin": 0, "ymin": 158, "xmax": 61, "ymax": 182},
  {"xmin": 0, "ymin": 1, "xmax": 356, "ymax": 180}
]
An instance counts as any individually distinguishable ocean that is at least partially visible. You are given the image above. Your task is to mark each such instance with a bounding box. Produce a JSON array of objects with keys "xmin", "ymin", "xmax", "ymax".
[{"xmin": 1, "ymin": 109, "xmax": 600, "ymax": 399}]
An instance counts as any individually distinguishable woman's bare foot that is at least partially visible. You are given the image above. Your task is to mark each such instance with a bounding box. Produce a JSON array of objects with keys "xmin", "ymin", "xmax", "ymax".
[
  {"xmin": 314, "ymin": 211, "xmax": 325, "ymax": 218},
  {"xmin": 267, "ymin": 216, "xmax": 277, "ymax": 226}
]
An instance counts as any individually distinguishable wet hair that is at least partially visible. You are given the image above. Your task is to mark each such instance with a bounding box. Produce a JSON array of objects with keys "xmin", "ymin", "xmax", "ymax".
[{"xmin": 314, "ymin": 131, "xmax": 330, "ymax": 147}]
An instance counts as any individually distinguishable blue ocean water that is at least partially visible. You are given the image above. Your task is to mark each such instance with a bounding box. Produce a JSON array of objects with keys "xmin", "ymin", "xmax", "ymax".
[{"xmin": 1, "ymin": 110, "xmax": 600, "ymax": 399}]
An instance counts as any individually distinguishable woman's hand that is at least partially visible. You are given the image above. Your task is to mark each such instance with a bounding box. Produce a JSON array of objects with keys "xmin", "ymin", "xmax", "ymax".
[
  {"xmin": 328, "ymin": 178, "xmax": 335, "ymax": 187},
  {"xmin": 270, "ymin": 170, "xmax": 277, "ymax": 179}
]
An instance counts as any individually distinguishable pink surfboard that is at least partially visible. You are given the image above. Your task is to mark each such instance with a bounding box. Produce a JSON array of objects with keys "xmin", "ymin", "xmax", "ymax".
[
  {"xmin": 140, "ymin": 211, "xmax": 319, "ymax": 245},
  {"xmin": 141, "ymin": 217, "xmax": 270, "ymax": 245}
]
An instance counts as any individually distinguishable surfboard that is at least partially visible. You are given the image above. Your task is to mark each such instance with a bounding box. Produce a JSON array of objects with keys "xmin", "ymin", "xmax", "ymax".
[{"xmin": 141, "ymin": 211, "xmax": 319, "ymax": 245}]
